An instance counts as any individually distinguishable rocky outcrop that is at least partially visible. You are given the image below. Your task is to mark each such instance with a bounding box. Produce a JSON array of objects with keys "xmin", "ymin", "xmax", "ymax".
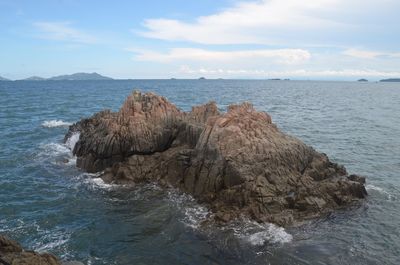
[
  {"xmin": 65, "ymin": 91, "xmax": 181, "ymax": 172},
  {"xmin": 0, "ymin": 235, "xmax": 60, "ymax": 265},
  {"xmin": 66, "ymin": 90, "xmax": 367, "ymax": 226},
  {"xmin": 0, "ymin": 235, "xmax": 83, "ymax": 265}
]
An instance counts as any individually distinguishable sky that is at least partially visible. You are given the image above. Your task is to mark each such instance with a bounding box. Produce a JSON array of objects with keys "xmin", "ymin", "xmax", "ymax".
[{"xmin": 0, "ymin": 0, "xmax": 400, "ymax": 80}]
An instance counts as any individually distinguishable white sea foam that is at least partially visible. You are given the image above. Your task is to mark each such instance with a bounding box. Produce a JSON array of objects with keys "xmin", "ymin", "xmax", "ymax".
[
  {"xmin": 31, "ymin": 226, "xmax": 71, "ymax": 254},
  {"xmin": 227, "ymin": 219, "xmax": 293, "ymax": 245},
  {"xmin": 39, "ymin": 142, "xmax": 70, "ymax": 156},
  {"xmin": 66, "ymin": 156, "xmax": 77, "ymax": 165},
  {"xmin": 37, "ymin": 132, "xmax": 80, "ymax": 166},
  {"xmin": 65, "ymin": 132, "xmax": 80, "ymax": 151},
  {"xmin": 245, "ymin": 224, "xmax": 293, "ymax": 245},
  {"xmin": 165, "ymin": 189, "xmax": 292, "ymax": 245},
  {"xmin": 366, "ymin": 184, "xmax": 384, "ymax": 192},
  {"xmin": 88, "ymin": 177, "xmax": 113, "ymax": 189},
  {"xmin": 366, "ymin": 184, "xmax": 394, "ymax": 200},
  {"xmin": 182, "ymin": 204, "xmax": 210, "ymax": 229},
  {"xmin": 42, "ymin": 120, "xmax": 72, "ymax": 128},
  {"xmin": 166, "ymin": 190, "xmax": 211, "ymax": 229},
  {"xmin": 35, "ymin": 235, "xmax": 70, "ymax": 253},
  {"xmin": 87, "ymin": 256, "xmax": 114, "ymax": 265},
  {"xmin": 0, "ymin": 219, "xmax": 25, "ymax": 233},
  {"xmin": 75, "ymin": 172, "xmax": 120, "ymax": 190},
  {"xmin": 37, "ymin": 142, "xmax": 76, "ymax": 166}
]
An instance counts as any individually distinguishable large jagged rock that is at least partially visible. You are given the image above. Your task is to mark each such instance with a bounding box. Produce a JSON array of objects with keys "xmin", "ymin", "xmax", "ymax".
[
  {"xmin": 65, "ymin": 91, "xmax": 367, "ymax": 226},
  {"xmin": 65, "ymin": 91, "xmax": 181, "ymax": 172},
  {"xmin": 0, "ymin": 235, "xmax": 60, "ymax": 265}
]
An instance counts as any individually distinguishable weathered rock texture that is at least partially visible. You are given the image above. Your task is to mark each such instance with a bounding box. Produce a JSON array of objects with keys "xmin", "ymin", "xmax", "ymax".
[
  {"xmin": 66, "ymin": 91, "xmax": 367, "ymax": 226},
  {"xmin": 0, "ymin": 235, "xmax": 60, "ymax": 265}
]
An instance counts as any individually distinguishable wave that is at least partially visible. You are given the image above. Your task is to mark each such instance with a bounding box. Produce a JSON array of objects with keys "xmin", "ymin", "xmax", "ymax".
[
  {"xmin": 166, "ymin": 190, "xmax": 211, "ymax": 229},
  {"xmin": 65, "ymin": 132, "xmax": 80, "ymax": 150},
  {"xmin": 243, "ymin": 223, "xmax": 292, "ymax": 245},
  {"xmin": 37, "ymin": 132, "xmax": 80, "ymax": 166},
  {"xmin": 42, "ymin": 120, "xmax": 72, "ymax": 128},
  {"xmin": 39, "ymin": 142, "xmax": 70, "ymax": 156},
  {"xmin": 165, "ymin": 189, "xmax": 292, "ymax": 245},
  {"xmin": 34, "ymin": 233, "xmax": 71, "ymax": 253},
  {"xmin": 73, "ymin": 172, "xmax": 119, "ymax": 191},
  {"xmin": 366, "ymin": 184, "xmax": 384, "ymax": 192},
  {"xmin": 27, "ymin": 222, "xmax": 72, "ymax": 258},
  {"xmin": 85, "ymin": 176, "xmax": 114, "ymax": 189},
  {"xmin": 0, "ymin": 218, "xmax": 25, "ymax": 233},
  {"xmin": 366, "ymin": 184, "xmax": 394, "ymax": 200},
  {"xmin": 0, "ymin": 219, "xmax": 71, "ymax": 257},
  {"xmin": 226, "ymin": 218, "xmax": 293, "ymax": 246},
  {"xmin": 87, "ymin": 255, "xmax": 115, "ymax": 265}
]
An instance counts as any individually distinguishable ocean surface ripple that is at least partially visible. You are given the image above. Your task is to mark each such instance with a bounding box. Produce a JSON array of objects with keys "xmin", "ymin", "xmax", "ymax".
[{"xmin": 0, "ymin": 80, "xmax": 399, "ymax": 264}]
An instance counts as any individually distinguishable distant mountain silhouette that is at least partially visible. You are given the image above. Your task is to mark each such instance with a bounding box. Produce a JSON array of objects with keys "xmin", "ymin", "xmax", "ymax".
[
  {"xmin": 380, "ymin": 78, "xmax": 400, "ymax": 82},
  {"xmin": 48, "ymin": 72, "xmax": 113, "ymax": 80},
  {"xmin": 21, "ymin": 76, "xmax": 46, "ymax": 81},
  {"xmin": 0, "ymin": 76, "xmax": 10, "ymax": 81}
]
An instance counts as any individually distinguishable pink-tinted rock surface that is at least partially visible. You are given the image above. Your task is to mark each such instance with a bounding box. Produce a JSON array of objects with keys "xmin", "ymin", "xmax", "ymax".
[{"xmin": 65, "ymin": 91, "xmax": 367, "ymax": 226}]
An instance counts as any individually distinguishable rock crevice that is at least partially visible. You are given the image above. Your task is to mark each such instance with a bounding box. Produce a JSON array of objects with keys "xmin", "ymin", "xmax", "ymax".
[{"xmin": 66, "ymin": 90, "xmax": 367, "ymax": 226}]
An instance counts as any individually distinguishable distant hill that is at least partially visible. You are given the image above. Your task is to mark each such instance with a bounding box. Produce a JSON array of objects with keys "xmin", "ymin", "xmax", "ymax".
[
  {"xmin": 0, "ymin": 76, "xmax": 10, "ymax": 81},
  {"xmin": 380, "ymin": 78, "xmax": 400, "ymax": 82},
  {"xmin": 358, "ymin": 79, "xmax": 368, "ymax": 82},
  {"xmin": 21, "ymin": 76, "xmax": 46, "ymax": 81},
  {"xmin": 48, "ymin": 72, "xmax": 113, "ymax": 81}
]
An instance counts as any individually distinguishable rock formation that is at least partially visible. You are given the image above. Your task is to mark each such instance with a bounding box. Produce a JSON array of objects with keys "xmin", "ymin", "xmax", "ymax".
[
  {"xmin": 0, "ymin": 235, "xmax": 83, "ymax": 265},
  {"xmin": 0, "ymin": 235, "xmax": 60, "ymax": 265},
  {"xmin": 65, "ymin": 90, "xmax": 367, "ymax": 226}
]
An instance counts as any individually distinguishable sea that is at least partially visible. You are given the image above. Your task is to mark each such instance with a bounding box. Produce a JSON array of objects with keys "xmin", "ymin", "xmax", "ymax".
[{"xmin": 0, "ymin": 79, "xmax": 399, "ymax": 265}]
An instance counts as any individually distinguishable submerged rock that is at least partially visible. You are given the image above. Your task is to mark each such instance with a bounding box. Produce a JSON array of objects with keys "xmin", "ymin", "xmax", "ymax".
[{"xmin": 65, "ymin": 90, "xmax": 367, "ymax": 226}]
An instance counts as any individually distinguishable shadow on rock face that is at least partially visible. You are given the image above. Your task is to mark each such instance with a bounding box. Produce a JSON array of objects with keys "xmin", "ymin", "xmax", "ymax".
[{"xmin": 65, "ymin": 90, "xmax": 367, "ymax": 227}]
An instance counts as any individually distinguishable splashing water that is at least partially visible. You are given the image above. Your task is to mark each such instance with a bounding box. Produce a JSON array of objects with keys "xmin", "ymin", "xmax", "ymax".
[
  {"xmin": 42, "ymin": 120, "xmax": 72, "ymax": 128},
  {"xmin": 65, "ymin": 132, "xmax": 80, "ymax": 151}
]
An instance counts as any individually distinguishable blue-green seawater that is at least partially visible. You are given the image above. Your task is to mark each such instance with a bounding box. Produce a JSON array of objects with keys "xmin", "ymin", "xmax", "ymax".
[{"xmin": 0, "ymin": 80, "xmax": 399, "ymax": 264}]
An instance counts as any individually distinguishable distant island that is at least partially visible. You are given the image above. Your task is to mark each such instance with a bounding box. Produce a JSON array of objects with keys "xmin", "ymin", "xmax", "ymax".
[
  {"xmin": 48, "ymin": 72, "xmax": 112, "ymax": 81},
  {"xmin": 0, "ymin": 76, "xmax": 10, "ymax": 81},
  {"xmin": 22, "ymin": 76, "xmax": 46, "ymax": 81},
  {"xmin": 358, "ymin": 79, "xmax": 368, "ymax": 82},
  {"xmin": 380, "ymin": 78, "xmax": 400, "ymax": 82},
  {"xmin": 199, "ymin": 77, "xmax": 206, "ymax": 80},
  {"xmin": 12, "ymin": 72, "xmax": 113, "ymax": 81}
]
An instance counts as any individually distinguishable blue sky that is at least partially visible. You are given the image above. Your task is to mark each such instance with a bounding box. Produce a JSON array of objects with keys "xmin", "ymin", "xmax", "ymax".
[{"xmin": 1, "ymin": 0, "xmax": 400, "ymax": 80}]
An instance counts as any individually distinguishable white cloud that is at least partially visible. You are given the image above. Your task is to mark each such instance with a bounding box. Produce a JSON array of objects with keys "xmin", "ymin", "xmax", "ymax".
[
  {"xmin": 131, "ymin": 48, "xmax": 311, "ymax": 64},
  {"xmin": 33, "ymin": 21, "xmax": 97, "ymax": 44},
  {"xmin": 178, "ymin": 66, "xmax": 400, "ymax": 78},
  {"xmin": 140, "ymin": 0, "xmax": 342, "ymax": 45},
  {"xmin": 138, "ymin": 0, "xmax": 400, "ymax": 46},
  {"xmin": 343, "ymin": 48, "xmax": 400, "ymax": 59},
  {"xmin": 128, "ymin": 46, "xmax": 400, "ymax": 79}
]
